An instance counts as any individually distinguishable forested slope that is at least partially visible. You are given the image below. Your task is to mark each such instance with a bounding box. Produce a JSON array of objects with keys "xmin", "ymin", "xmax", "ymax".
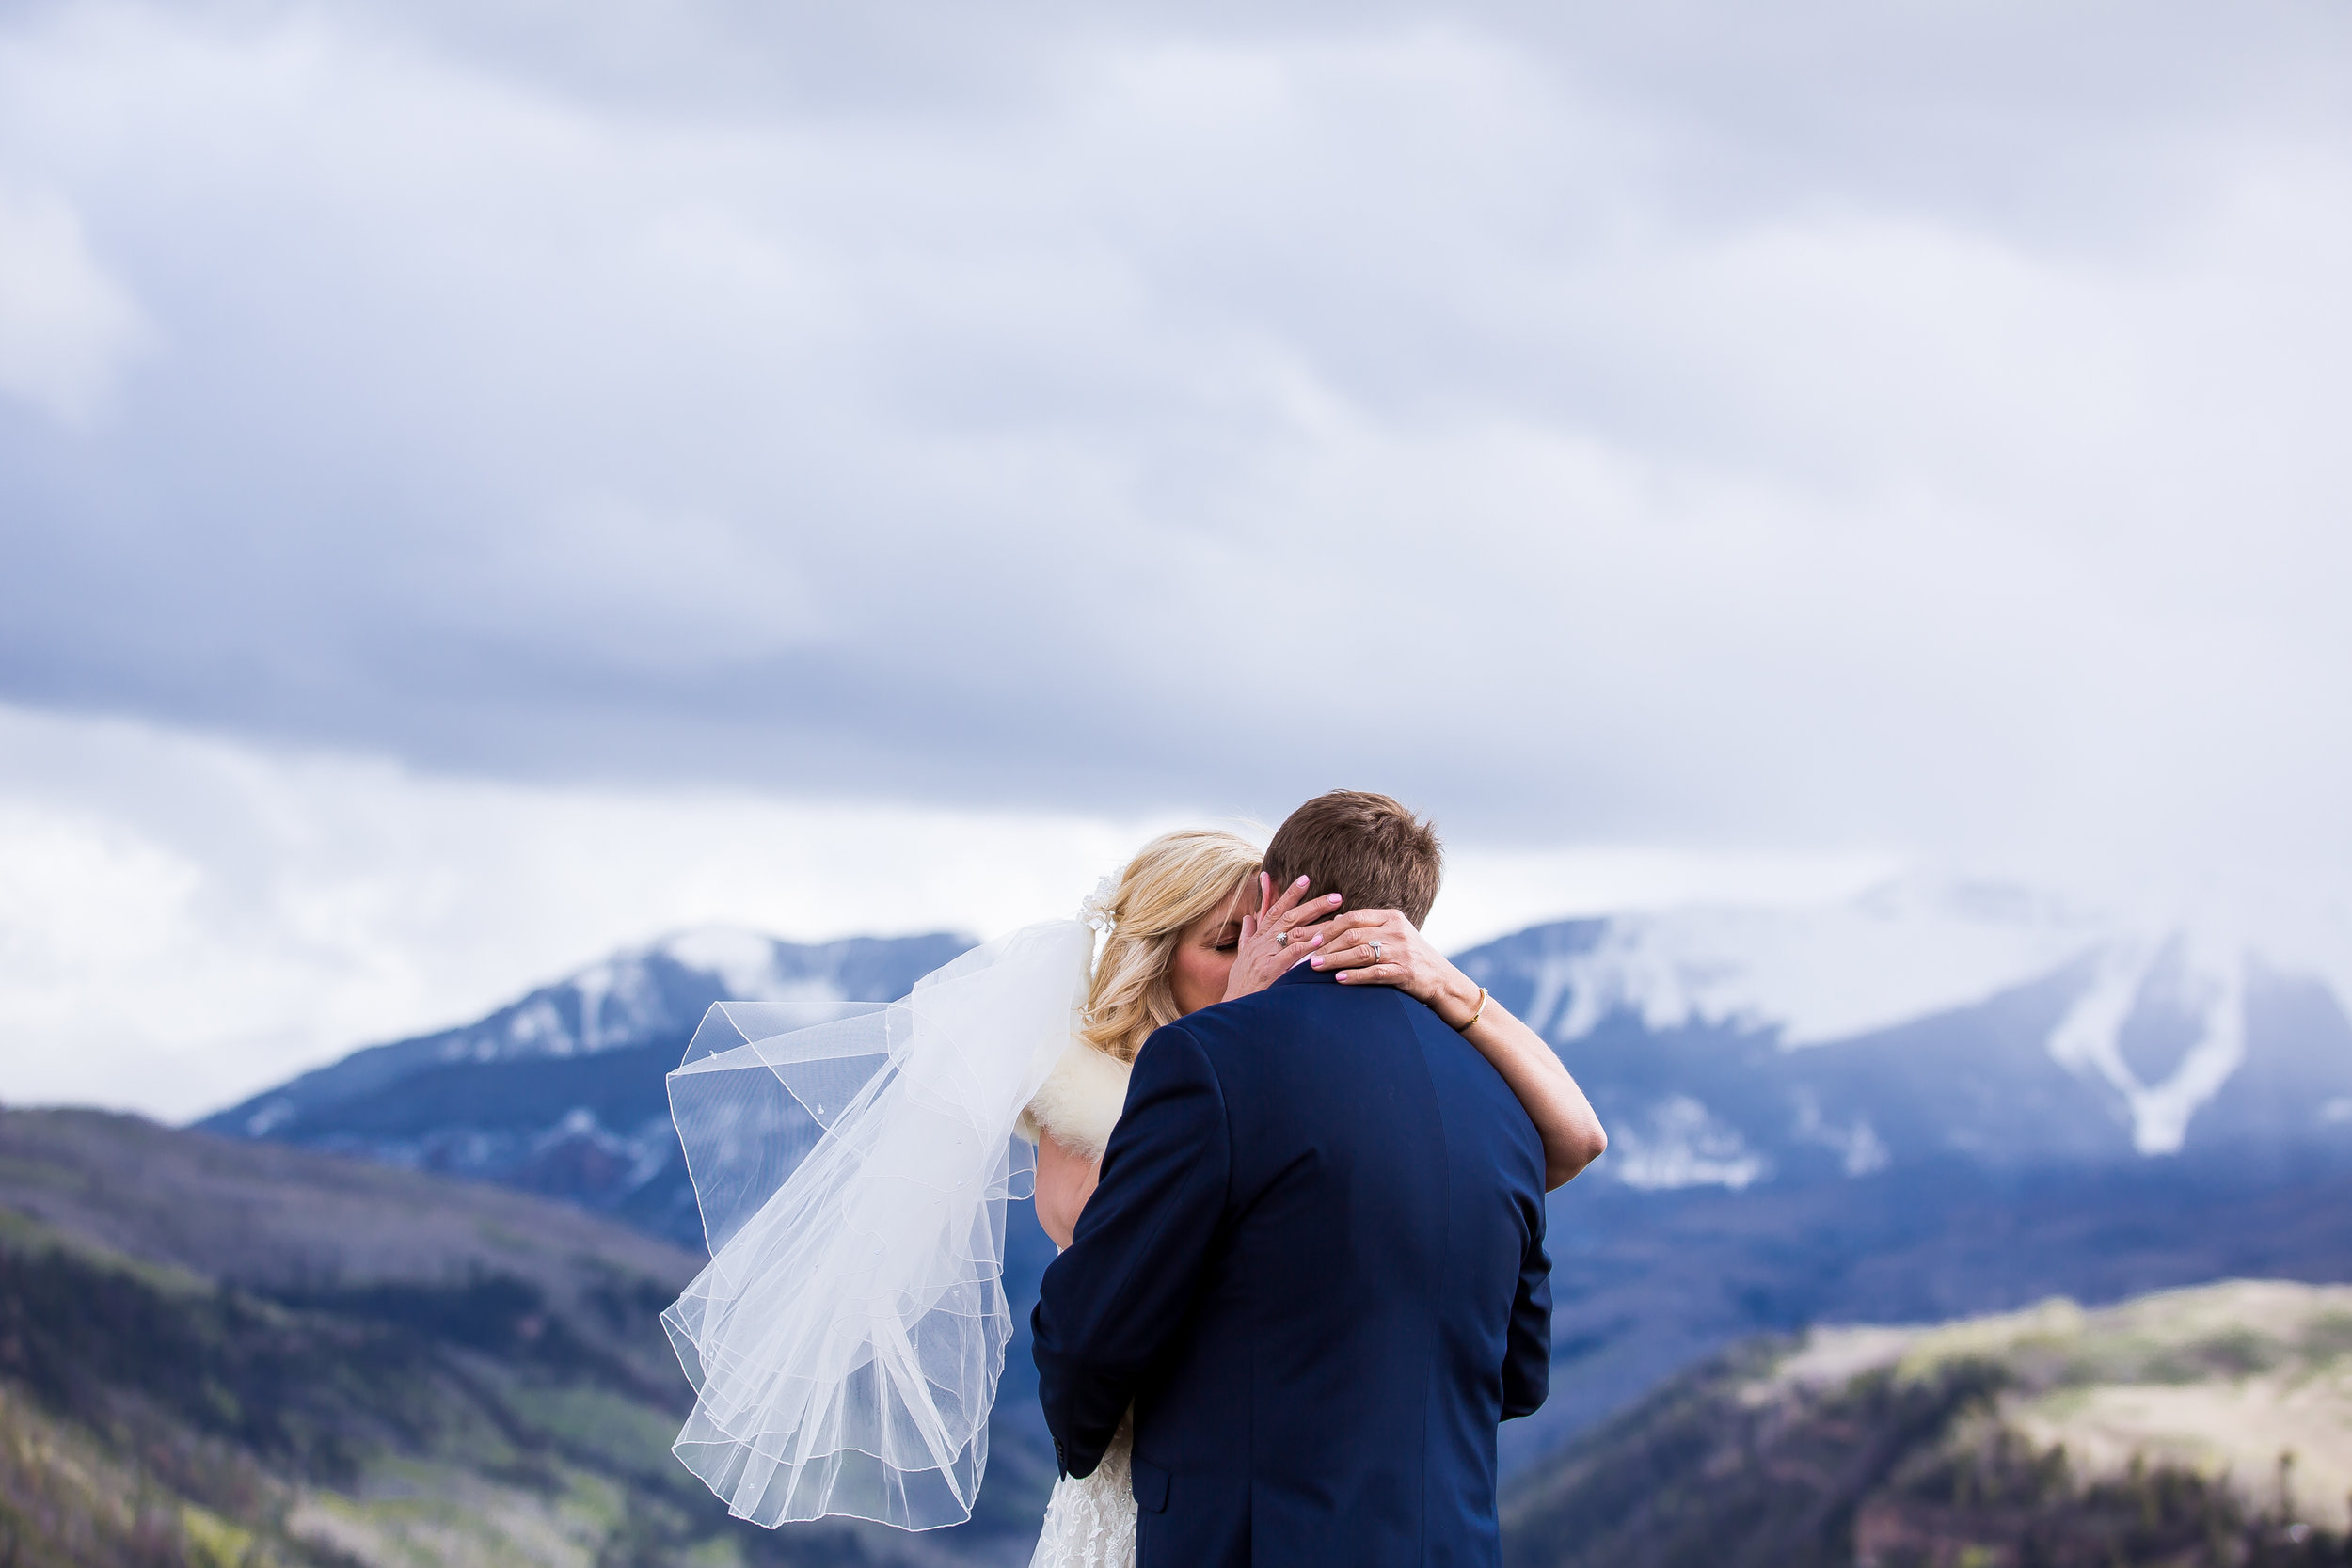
[
  {"xmin": 0, "ymin": 1109, "xmax": 1049, "ymax": 1568},
  {"xmin": 1502, "ymin": 1280, "xmax": 2352, "ymax": 1568}
]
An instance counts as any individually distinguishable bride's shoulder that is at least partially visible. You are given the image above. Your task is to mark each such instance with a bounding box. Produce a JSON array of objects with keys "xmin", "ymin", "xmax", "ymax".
[{"xmin": 1018, "ymin": 1039, "xmax": 1132, "ymax": 1163}]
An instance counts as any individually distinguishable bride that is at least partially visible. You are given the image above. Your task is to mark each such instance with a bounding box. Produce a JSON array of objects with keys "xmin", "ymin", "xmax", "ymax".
[{"xmin": 660, "ymin": 826, "xmax": 1606, "ymax": 1567}]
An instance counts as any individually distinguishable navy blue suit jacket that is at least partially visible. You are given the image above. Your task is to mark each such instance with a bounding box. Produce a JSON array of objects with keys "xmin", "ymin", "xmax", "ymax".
[{"xmin": 1032, "ymin": 963, "xmax": 1552, "ymax": 1567}]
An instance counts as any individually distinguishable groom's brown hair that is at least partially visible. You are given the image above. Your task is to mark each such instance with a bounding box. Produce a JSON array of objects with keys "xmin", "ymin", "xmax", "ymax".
[{"xmin": 1262, "ymin": 790, "xmax": 1443, "ymax": 927}]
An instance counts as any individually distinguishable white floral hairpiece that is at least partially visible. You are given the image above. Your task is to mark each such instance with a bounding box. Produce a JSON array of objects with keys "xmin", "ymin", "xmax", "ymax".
[{"xmin": 1078, "ymin": 874, "xmax": 1120, "ymax": 936}]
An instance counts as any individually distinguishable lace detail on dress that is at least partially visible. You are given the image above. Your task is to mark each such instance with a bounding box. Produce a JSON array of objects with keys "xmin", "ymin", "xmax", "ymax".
[
  {"xmin": 1024, "ymin": 1043, "xmax": 1136, "ymax": 1566},
  {"xmin": 1027, "ymin": 1411, "xmax": 1136, "ymax": 1568}
]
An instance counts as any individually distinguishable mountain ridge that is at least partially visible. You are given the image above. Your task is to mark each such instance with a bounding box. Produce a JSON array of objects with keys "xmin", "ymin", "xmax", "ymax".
[
  {"xmin": 182, "ymin": 881, "xmax": 2352, "ymax": 1467},
  {"xmin": 201, "ymin": 878, "xmax": 2352, "ymax": 1202},
  {"xmin": 197, "ymin": 929, "xmax": 973, "ymax": 1247},
  {"xmin": 1454, "ymin": 883, "xmax": 2352, "ymax": 1189},
  {"xmin": 206, "ymin": 928, "xmax": 974, "ymax": 1138}
]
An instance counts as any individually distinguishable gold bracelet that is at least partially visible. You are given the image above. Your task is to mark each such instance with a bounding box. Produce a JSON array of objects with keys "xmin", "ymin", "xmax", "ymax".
[{"xmin": 1457, "ymin": 986, "xmax": 1488, "ymax": 1033}]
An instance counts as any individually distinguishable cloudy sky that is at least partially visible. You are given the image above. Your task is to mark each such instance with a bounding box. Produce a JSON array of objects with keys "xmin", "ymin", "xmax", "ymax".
[{"xmin": 3, "ymin": 0, "xmax": 2347, "ymax": 1117}]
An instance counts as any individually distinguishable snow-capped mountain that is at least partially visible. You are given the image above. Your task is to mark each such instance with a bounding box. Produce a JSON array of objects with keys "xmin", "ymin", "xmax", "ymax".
[
  {"xmin": 196, "ymin": 884, "xmax": 2352, "ymax": 1460},
  {"xmin": 197, "ymin": 928, "xmax": 970, "ymax": 1243},
  {"xmin": 1435, "ymin": 877, "xmax": 2352, "ymax": 1461},
  {"xmin": 201, "ymin": 876, "xmax": 2352, "ymax": 1244},
  {"xmin": 1456, "ymin": 875, "xmax": 2352, "ymax": 1193}
]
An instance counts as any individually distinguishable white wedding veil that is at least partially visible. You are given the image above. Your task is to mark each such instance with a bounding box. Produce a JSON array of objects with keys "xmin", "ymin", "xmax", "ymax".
[{"xmin": 661, "ymin": 918, "xmax": 1093, "ymax": 1530}]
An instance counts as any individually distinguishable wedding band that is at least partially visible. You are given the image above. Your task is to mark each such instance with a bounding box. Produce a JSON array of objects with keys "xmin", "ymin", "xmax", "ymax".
[
  {"xmin": 1370, "ymin": 941, "xmax": 1383, "ymax": 961},
  {"xmin": 1276, "ymin": 931, "xmax": 1289, "ymax": 947}
]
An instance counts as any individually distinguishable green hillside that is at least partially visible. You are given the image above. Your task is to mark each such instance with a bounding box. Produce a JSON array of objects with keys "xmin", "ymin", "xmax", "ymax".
[
  {"xmin": 20, "ymin": 1105, "xmax": 2349, "ymax": 1567},
  {"xmin": 1503, "ymin": 1278, "xmax": 2352, "ymax": 1568},
  {"xmin": 0, "ymin": 1109, "xmax": 1046, "ymax": 1568}
]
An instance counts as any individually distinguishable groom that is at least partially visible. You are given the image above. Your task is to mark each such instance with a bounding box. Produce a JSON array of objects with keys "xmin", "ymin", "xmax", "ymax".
[{"xmin": 1033, "ymin": 790, "xmax": 1552, "ymax": 1566}]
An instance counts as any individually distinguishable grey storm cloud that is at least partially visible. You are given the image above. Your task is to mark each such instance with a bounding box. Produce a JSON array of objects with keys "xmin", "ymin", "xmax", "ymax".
[{"xmin": 3, "ymin": 0, "xmax": 2349, "ymax": 875}]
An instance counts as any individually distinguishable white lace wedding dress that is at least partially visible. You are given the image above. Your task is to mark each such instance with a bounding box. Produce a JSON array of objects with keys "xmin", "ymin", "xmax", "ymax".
[
  {"xmin": 1018, "ymin": 1038, "xmax": 1139, "ymax": 1568},
  {"xmin": 1030, "ymin": 1411, "xmax": 1136, "ymax": 1568}
]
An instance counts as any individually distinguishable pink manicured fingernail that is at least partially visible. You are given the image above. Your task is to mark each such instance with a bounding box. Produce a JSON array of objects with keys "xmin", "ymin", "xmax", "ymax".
[
  {"xmin": 1327, "ymin": 895, "xmax": 1342, "ymax": 904},
  {"xmin": 1295, "ymin": 877, "xmax": 1309, "ymax": 888}
]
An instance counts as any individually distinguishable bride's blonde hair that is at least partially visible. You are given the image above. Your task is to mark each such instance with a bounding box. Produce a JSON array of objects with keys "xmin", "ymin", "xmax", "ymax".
[{"xmin": 1080, "ymin": 828, "xmax": 1263, "ymax": 1064}]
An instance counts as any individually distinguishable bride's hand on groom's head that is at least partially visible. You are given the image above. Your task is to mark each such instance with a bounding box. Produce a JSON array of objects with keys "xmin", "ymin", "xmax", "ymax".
[
  {"xmin": 1312, "ymin": 910, "xmax": 1483, "ymax": 1022},
  {"xmin": 1221, "ymin": 871, "xmax": 1342, "ymax": 1003}
]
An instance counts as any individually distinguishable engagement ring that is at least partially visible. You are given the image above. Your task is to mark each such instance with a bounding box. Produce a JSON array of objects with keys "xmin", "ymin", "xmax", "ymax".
[
  {"xmin": 1276, "ymin": 931, "xmax": 1289, "ymax": 947},
  {"xmin": 1370, "ymin": 941, "xmax": 1383, "ymax": 961}
]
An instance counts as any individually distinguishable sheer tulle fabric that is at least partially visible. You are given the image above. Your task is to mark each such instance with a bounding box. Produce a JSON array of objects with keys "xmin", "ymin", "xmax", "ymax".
[{"xmin": 662, "ymin": 920, "xmax": 1093, "ymax": 1530}]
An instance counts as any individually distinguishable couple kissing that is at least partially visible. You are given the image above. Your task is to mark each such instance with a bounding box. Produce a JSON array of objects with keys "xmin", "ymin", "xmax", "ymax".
[{"xmin": 665, "ymin": 790, "xmax": 1608, "ymax": 1568}]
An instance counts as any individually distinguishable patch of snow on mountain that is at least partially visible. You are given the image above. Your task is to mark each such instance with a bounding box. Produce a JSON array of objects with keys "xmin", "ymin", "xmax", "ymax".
[
  {"xmin": 396, "ymin": 927, "xmax": 855, "ymax": 1066},
  {"xmin": 662, "ymin": 927, "xmax": 791, "ymax": 999},
  {"xmin": 531, "ymin": 1104, "xmax": 679, "ymax": 1196},
  {"xmin": 1612, "ymin": 1096, "xmax": 1771, "ymax": 1190},
  {"xmin": 560, "ymin": 955, "xmax": 670, "ymax": 1054},
  {"xmin": 1536, "ymin": 876, "xmax": 2109, "ymax": 1048},
  {"xmin": 659, "ymin": 927, "xmax": 851, "ymax": 1022},
  {"xmin": 2048, "ymin": 934, "xmax": 2248, "ymax": 1155},
  {"xmin": 1791, "ymin": 1088, "xmax": 1891, "ymax": 1176}
]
